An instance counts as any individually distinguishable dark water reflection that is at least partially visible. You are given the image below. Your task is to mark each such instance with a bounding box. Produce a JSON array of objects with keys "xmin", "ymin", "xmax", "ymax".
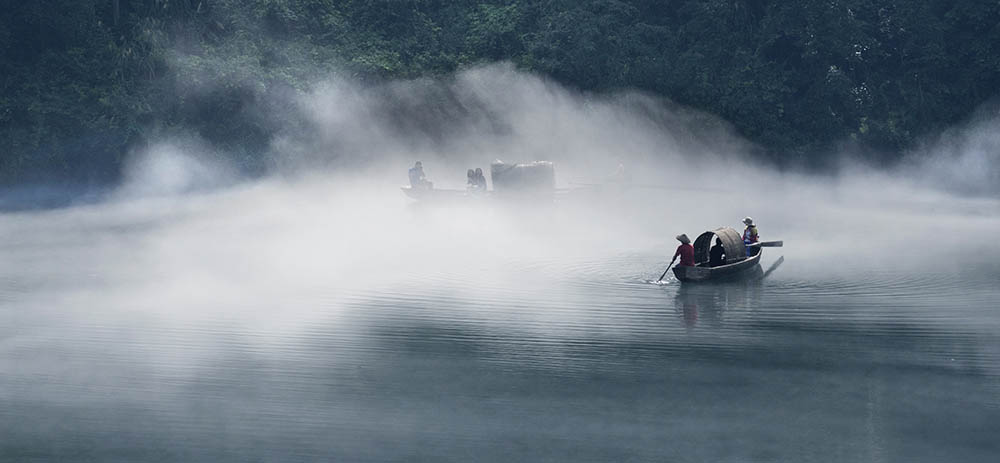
[{"xmin": 2, "ymin": 214, "xmax": 999, "ymax": 461}]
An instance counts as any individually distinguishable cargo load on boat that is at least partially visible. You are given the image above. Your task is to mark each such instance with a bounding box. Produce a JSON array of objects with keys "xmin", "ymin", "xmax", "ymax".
[{"xmin": 489, "ymin": 160, "xmax": 555, "ymax": 197}]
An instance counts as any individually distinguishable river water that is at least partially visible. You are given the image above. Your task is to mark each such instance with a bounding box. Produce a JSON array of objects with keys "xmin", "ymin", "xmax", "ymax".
[{"xmin": 1, "ymin": 178, "xmax": 998, "ymax": 462}]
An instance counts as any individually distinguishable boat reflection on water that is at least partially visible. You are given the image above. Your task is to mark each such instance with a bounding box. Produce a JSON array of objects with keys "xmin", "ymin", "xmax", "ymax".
[{"xmin": 673, "ymin": 256, "xmax": 783, "ymax": 328}]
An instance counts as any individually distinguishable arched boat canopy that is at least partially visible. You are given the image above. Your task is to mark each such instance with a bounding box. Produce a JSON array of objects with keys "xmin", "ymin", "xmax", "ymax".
[{"xmin": 693, "ymin": 227, "xmax": 746, "ymax": 265}]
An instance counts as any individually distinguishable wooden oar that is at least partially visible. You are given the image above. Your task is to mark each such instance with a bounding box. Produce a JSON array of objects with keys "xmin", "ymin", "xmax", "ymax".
[
  {"xmin": 748, "ymin": 240, "xmax": 783, "ymax": 248},
  {"xmin": 657, "ymin": 256, "xmax": 678, "ymax": 282},
  {"xmin": 763, "ymin": 256, "xmax": 785, "ymax": 279}
]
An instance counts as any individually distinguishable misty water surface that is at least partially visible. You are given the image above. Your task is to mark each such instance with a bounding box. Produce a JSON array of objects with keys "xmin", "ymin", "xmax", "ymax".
[
  {"xmin": 2, "ymin": 68, "xmax": 1000, "ymax": 461},
  {"xmin": 2, "ymin": 174, "xmax": 998, "ymax": 462}
]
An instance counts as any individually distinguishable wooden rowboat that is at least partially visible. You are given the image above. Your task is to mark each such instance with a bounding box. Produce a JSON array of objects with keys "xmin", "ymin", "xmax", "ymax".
[
  {"xmin": 400, "ymin": 186, "xmax": 488, "ymax": 202},
  {"xmin": 672, "ymin": 247, "xmax": 763, "ymax": 282},
  {"xmin": 671, "ymin": 227, "xmax": 781, "ymax": 283}
]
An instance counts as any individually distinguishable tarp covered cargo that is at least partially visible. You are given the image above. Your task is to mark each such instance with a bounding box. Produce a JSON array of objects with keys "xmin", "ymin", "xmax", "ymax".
[{"xmin": 489, "ymin": 160, "xmax": 555, "ymax": 194}]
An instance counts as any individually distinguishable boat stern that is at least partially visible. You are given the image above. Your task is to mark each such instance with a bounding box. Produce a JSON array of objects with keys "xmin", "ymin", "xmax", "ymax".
[{"xmin": 672, "ymin": 265, "xmax": 710, "ymax": 282}]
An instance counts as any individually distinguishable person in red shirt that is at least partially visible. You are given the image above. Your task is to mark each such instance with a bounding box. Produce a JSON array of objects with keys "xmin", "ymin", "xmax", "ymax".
[{"xmin": 674, "ymin": 234, "xmax": 695, "ymax": 266}]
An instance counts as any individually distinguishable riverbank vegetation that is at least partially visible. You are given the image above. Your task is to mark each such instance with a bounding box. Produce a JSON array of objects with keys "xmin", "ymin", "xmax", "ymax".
[{"xmin": 2, "ymin": 0, "xmax": 998, "ymax": 184}]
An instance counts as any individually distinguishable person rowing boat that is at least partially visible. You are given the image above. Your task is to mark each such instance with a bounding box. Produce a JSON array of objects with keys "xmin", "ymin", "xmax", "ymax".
[{"xmin": 674, "ymin": 234, "xmax": 695, "ymax": 267}]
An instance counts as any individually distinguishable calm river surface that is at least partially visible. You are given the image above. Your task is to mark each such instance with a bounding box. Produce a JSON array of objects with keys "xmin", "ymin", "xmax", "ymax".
[{"xmin": 2, "ymin": 181, "xmax": 999, "ymax": 462}]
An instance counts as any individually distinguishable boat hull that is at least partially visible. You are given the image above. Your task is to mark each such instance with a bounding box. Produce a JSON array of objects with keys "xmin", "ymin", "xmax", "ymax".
[
  {"xmin": 401, "ymin": 186, "xmax": 487, "ymax": 201},
  {"xmin": 672, "ymin": 250, "xmax": 763, "ymax": 282}
]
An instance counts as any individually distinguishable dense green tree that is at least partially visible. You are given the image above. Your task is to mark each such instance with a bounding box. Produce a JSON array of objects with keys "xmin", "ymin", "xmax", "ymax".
[{"xmin": 1, "ymin": 0, "xmax": 998, "ymax": 184}]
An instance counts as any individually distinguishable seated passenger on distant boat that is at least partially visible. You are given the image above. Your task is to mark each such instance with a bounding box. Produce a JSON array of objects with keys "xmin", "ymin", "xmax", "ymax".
[
  {"xmin": 467, "ymin": 169, "xmax": 477, "ymax": 189},
  {"xmin": 474, "ymin": 168, "xmax": 487, "ymax": 190},
  {"xmin": 674, "ymin": 234, "xmax": 695, "ymax": 267},
  {"xmin": 467, "ymin": 168, "xmax": 487, "ymax": 192},
  {"xmin": 742, "ymin": 216, "xmax": 759, "ymax": 256},
  {"xmin": 409, "ymin": 161, "xmax": 433, "ymax": 189},
  {"xmin": 710, "ymin": 238, "xmax": 726, "ymax": 266}
]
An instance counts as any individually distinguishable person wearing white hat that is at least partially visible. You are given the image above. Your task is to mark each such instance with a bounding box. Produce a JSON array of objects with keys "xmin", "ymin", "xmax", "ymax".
[{"xmin": 742, "ymin": 217, "xmax": 759, "ymax": 256}]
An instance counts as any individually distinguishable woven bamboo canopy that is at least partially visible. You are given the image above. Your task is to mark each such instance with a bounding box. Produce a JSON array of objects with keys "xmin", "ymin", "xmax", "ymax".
[{"xmin": 693, "ymin": 227, "xmax": 746, "ymax": 265}]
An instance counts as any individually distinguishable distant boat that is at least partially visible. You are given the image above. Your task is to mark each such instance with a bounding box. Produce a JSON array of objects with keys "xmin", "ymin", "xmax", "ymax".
[
  {"xmin": 672, "ymin": 227, "xmax": 782, "ymax": 283},
  {"xmin": 401, "ymin": 160, "xmax": 554, "ymax": 202},
  {"xmin": 400, "ymin": 186, "xmax": 486, "ymax": 202}
]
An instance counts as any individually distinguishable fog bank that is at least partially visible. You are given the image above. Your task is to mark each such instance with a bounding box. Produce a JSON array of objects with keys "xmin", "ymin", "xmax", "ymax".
[{"xmin": 3, "ymin": 64, "xmax": 999, "ymax": 326}]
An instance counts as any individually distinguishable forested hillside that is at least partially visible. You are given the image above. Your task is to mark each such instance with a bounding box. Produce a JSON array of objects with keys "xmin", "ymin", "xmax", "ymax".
[{"xmin": 2, "ymin": 0, "xmax": 998, "ymax": 184}]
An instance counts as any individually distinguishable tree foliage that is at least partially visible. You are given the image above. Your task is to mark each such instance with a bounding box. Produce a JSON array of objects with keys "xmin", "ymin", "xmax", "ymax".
[{"xmin": 1, "ymin": 0, "xmax": 998, "ymax": 183}]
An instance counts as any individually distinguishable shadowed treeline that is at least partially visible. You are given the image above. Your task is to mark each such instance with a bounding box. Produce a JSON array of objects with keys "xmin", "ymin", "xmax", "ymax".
[{"xmin": 2, "ymin": 0, "xmax": 999, "ymax": 185}]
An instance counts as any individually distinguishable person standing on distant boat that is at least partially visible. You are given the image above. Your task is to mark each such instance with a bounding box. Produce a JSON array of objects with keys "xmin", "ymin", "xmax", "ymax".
[
  {"xmin": 742, "ymin": 217, "xmax": 759, "ymax": 256},
  {"xmin": 710, "ymin": 237, "xmax": 726, "ymax": 266},
  {"xmin": 409, "ymin": 161, "xmax": 432, "ymax": 189},
  {"xmin": 674, "ymin": 234, "xmax": 695, "ymax": 267}
]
